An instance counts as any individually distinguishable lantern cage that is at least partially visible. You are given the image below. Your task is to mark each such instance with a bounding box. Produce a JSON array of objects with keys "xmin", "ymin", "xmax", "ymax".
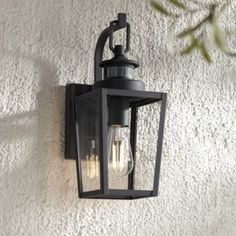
[
  {"xmin": 65, "ymin": 84, "xmax": 167, "ymax": 199},
  {"xmin": 64, "ymin": 13, "xmax": 167, "ymax": 200}
]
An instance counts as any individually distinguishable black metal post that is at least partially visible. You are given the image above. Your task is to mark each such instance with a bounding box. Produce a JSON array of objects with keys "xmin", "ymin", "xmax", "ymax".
[
  {"xmin": 128, "ymin": 105, "xmax": 138, "ymax": 190},
  {"xmin": 100, "ymin": 89, "xmax": 109, "ymax": 194},
  {"xmin": 153, "ymin": 93, "xmax": 167, "ymax": 196}
]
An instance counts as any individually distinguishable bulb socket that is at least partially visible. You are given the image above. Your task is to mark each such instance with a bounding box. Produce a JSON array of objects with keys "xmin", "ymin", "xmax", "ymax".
[{"xmin": 108, "ymin": 97, "xmax": 129, "ymax": 127}]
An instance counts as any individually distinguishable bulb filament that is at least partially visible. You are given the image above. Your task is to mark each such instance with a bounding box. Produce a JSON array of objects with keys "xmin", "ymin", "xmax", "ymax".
[{"xmin": 86, "ymin": 154, "xmax": 99, "ymax": 178}]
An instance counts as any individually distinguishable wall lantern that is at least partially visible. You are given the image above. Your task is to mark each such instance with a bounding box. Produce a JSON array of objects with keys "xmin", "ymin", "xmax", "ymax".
[{"xmin": 65, "ymin": 13, "xmax": 167, "ymax": 199}]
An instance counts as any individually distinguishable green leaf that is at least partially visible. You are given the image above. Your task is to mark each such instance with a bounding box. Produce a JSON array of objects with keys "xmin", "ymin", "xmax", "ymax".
[
  {"xmin": 213, "ymin": 26, "xmax": 225, "ymax": 50},
  {"xmin": 181, "ymin": 36, "xmax": 198, "ymax": 55},
  {"xmin": 150, "ymin": 0, "xmax": 171, "ymax": 16},
  {"xmin": 177, "ymin": 15, "xmax": 210, "ymax": 38},
  {"xmin": 168, "ymin": 0, "xmax": 186, "ymax": 9},
  {"xmin": 211, "ymin": 17, "xmax": 227, "ymax": 52},
  {"xmin": 177, "ymin": 24, "xmax": 201, "ymax": 38},
  {"xmin": 199, "ymin": 41, "xmax": 212, "ymax": 63}
]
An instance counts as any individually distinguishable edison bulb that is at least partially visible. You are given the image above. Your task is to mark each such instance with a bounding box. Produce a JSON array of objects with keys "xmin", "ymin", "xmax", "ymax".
[
  {"xmin": 85, "ymin": 140, "xmax": 99, "ymax": 178},
  {"xmin": 108, "ymin": 126, "xmax": 134, "ymax": 176}
]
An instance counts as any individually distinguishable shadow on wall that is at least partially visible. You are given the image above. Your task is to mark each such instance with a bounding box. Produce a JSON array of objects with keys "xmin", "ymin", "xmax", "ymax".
[{"xmin": 0, "ymin": 51, "xmax": 77, "ymax": 234}]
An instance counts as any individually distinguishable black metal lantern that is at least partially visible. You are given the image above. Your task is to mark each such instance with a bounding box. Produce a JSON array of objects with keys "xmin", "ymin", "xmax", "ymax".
[{"xmin": 65, "ymin": 13, "xmax": 167, "ymax": 199}]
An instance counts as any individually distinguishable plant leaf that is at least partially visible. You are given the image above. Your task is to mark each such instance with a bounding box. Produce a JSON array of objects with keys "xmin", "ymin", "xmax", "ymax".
[
  {"xmin": 199, "ymin": 41, "xmax": 212, "ymax": 63},
  {"xmin": 211, "ymin": 17, "xmax": 228, "ymax": 52},
  {"xmin": 213, "ymin": 26, "xmax": 226, "ymax": 51},
  {"xmin": 177, "ymin": 15, "xmax": 210, "ymax": 38},
  {"xmin": 150, "ymin": 0, "xmax": 171, "ymax": 16},
  {"xmin": 177, "ymin": 24, "xmax": 201, "ymax": 38},
  {"xmin": 168, "ymin": 0, "xmax": 186, "ymax": 9},
  {"xmin": 181, "ymin": 36, "xmax": 198, "ymax": 55}
]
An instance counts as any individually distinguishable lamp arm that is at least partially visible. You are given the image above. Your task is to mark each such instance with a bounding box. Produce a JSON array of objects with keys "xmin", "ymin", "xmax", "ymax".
[{"xmin": 94, "ymin": 13, "xmax": 128, "ymax": 83}]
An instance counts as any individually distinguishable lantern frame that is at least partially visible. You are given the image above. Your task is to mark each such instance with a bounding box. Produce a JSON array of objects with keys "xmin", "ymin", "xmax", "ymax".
[{"xmin": 65, "ymin": 83, "xmax": 167, "ymax": 199}]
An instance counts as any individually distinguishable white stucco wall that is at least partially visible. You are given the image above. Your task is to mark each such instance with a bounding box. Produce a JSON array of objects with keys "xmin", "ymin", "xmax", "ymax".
[{"xmin": 0, "ymin": 0, "xmax": 236, "ymax": 235}]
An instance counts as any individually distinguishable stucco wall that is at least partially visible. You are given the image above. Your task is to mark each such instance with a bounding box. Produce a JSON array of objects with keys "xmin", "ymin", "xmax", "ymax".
[{"xmin": 0, "ymin": 0, "xmax": 236, "ymax": 235}]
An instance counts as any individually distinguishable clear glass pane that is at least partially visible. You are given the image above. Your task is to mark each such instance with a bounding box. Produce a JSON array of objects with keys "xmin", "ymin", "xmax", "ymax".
[
  {"xmin": 76, "ymin": 96, "xmax": 100, "ymax": 192},
  {"xmin": 134, "ymin": 102, "xmax": 161, "ymax": 190}
]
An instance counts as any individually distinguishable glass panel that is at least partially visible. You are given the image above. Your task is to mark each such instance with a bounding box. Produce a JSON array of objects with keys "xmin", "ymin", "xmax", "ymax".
[
  {"xmin": 76, "ymin": 96, "xmax": 100, "ymax": 192},
  {"xmin": 134, "ymin": 102, "xmax": 161, "ymax": 190}
]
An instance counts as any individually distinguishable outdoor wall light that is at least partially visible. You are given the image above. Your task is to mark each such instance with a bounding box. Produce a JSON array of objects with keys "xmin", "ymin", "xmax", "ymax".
[{"xmin": 65, "ymin": 13, "xmax": 167, "ymax": 199}]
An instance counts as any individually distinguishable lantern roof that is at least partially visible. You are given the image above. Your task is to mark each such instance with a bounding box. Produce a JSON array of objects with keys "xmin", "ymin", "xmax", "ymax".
[{"xmin": 100, "ymin": 45, "xmax": 139, "ymax": 68}]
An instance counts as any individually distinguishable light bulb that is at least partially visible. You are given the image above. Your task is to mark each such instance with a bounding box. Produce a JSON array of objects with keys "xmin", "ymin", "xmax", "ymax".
[
  {"xmin": 108, "ymin": 126, "xmax": 134, "ymax": 177},
  {"xmin": 85, "ymin": 140, "xmax": 99, "ymax": 179}
]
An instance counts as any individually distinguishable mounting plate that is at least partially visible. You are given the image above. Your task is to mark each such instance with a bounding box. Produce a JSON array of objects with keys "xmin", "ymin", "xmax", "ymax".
[{"xmin": 65, "ymin": 83, "xmax": 92, "ymax": 160}]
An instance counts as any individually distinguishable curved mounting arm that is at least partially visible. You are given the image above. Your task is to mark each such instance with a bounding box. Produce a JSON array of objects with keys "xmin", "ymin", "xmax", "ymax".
[{"xmin": 94, "ymin": 13, "xmax": 129, "ymax": 83}]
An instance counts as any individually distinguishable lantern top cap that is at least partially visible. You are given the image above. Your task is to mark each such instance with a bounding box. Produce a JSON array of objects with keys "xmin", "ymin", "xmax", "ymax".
[{"xmin": 100, "ymin": 45, "xmax": 139, "ymax": 68}]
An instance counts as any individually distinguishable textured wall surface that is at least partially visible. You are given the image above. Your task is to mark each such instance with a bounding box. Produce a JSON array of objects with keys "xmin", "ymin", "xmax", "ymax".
[{"xmin": 0, "ymin": 0, "xmax": 236, "ymax": 235}]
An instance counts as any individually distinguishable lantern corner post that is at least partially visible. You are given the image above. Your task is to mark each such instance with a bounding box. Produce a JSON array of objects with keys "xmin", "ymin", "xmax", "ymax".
[
  {"xmin": 128, "ymin": 104, "xmax": 138, "ymax": 190},
  {"xmin": 99, "ymin": 88, "xmax": 109, "ymax": 195},
  {"xmin": 152, "ymin": 92, "xmax": 167, "ymax": 196}
]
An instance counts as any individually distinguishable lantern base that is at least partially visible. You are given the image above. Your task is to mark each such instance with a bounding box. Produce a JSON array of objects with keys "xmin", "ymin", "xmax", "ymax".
[
  {"xmin": 79, "ymin": 189, "xmax": 156, "ymax": 200},
  {"xmin": 65, "ymin": 83, "xmax": 92, "ymax": 160}
]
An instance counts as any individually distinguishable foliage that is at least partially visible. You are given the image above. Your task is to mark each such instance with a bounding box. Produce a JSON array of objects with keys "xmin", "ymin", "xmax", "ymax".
[{"xmin": 150, "ymin": 0, "xmax": 236, "ymax": 63}]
